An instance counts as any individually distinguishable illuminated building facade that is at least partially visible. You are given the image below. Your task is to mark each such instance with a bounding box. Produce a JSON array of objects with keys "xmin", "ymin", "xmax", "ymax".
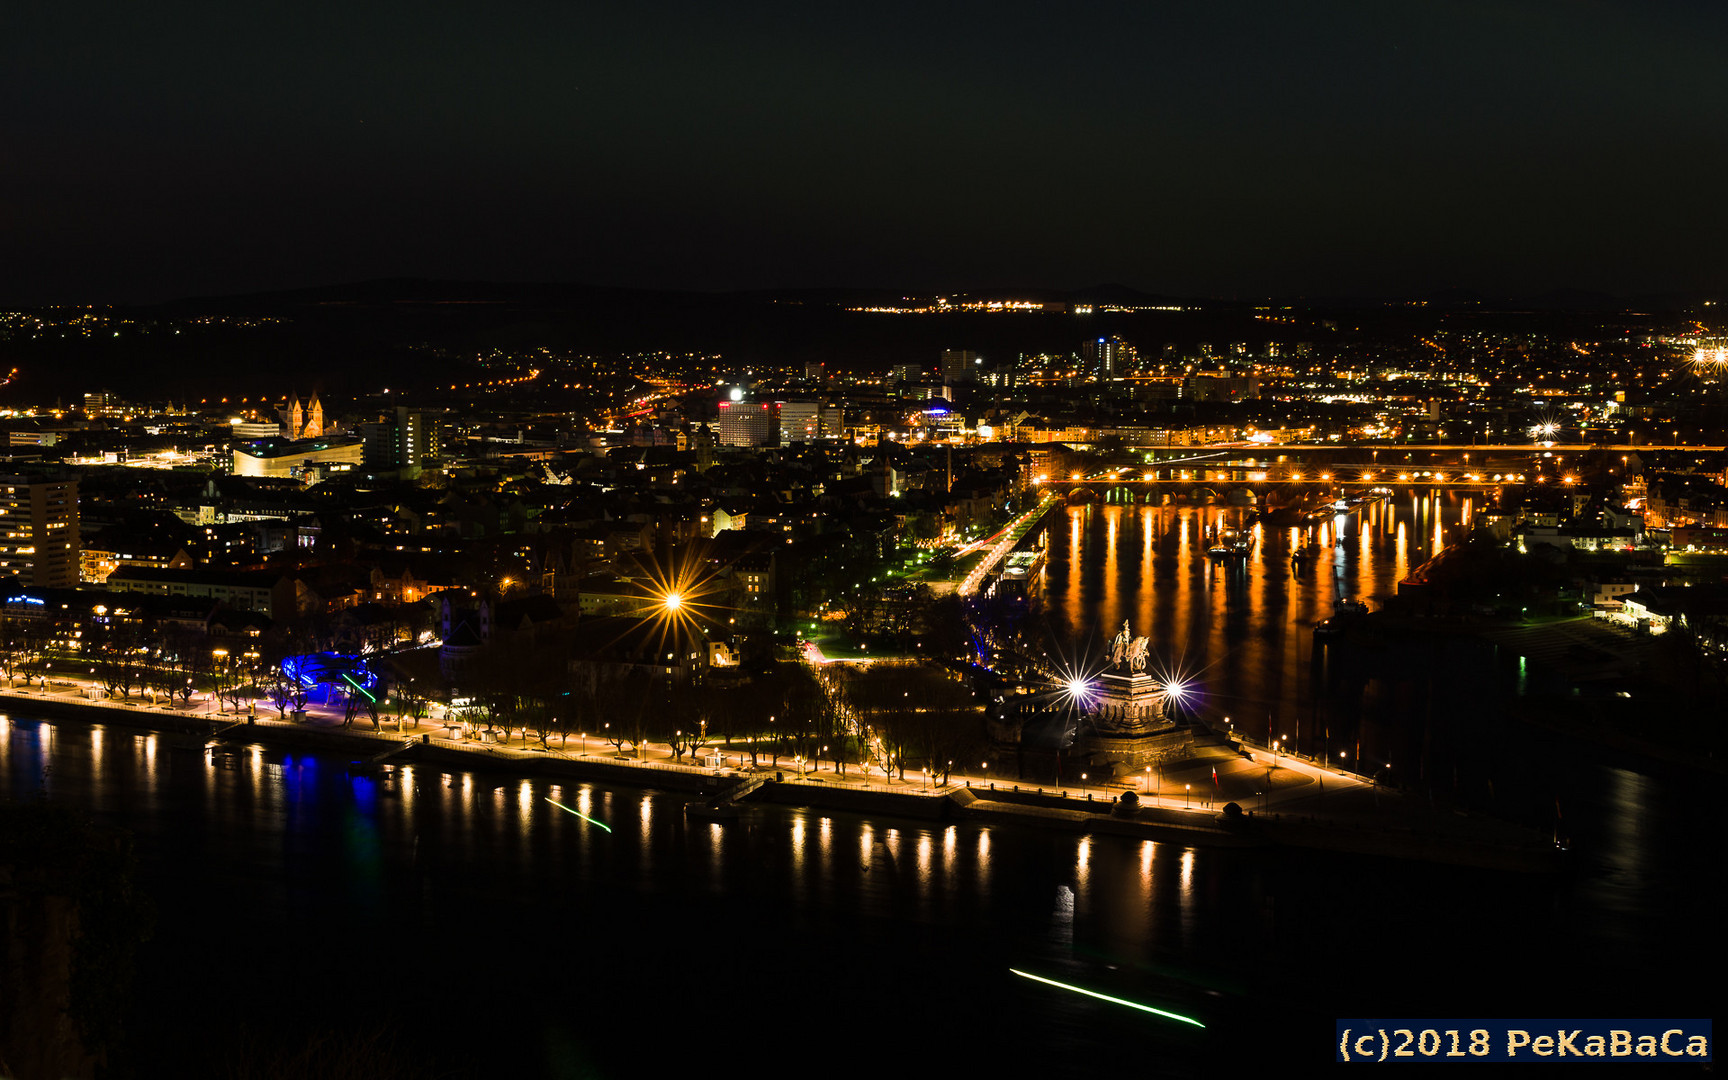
[
  {"xmin": 0, "ymin": 475, "xmax": 79, "ymax": 588},
  {"xmin": 360, "ymin": 408, "xmax": 441, "ymax": 473},
  {"xmin": 233, "ymin": 437, "xmax": 364, "ymax": 481},
  {"xmin": 775, "ymin": 400, "xmax": 840, "ymax": 443},
  {"xmin": 281, "ymin": 394, "xmax": 325, "ymax": 440},
  {"xmin": 716, "ymin": 399, "xmax": 779, "ymax": 447},
  {"xmin": 1081, "ymin": 336, "xmax": 1125, "ymax": 379}
]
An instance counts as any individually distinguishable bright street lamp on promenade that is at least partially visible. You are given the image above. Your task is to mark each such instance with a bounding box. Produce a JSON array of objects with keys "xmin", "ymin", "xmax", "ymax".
[{"xmin": 1184, "ymin": 783, "xmax": 1191, "ymax": 809}]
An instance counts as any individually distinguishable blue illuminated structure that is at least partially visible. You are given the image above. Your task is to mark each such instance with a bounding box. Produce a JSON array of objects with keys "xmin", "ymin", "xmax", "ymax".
[{"xmin": 280, "ymin": 653, "xmax": 380, "ymax": 704}]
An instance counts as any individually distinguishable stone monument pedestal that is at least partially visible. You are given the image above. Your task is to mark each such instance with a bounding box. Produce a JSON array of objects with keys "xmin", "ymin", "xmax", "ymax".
[
  {"xmin": 1074, "ymin": 668, "xmax": 1186, "ymax": 771},
  {"xmin": 1090, "ymin": 671, "xmax": 1167, "ymax": 734}
]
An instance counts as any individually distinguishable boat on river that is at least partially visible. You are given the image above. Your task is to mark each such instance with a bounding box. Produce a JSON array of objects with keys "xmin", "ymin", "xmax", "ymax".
[
  {"xmin": 1316, "ymin": 588, "xmax": 1370, "ymax": 637},
  {"xmin": 1207, "ymin": 526, "xmax": 1251, "ymax": 559},
  {"xmin": 685, "ymin": 800, "xmax": 742, "ymax": 821}
]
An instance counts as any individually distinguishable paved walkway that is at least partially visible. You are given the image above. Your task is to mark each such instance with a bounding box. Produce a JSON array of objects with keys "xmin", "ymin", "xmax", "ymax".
[
  {"xmin": 3, "ymin": 674, "xmax": 1561, "ymax": 864},
  {"xmin": 0, "ymin": 672, "xmax": 1387, "ymax": 818}
]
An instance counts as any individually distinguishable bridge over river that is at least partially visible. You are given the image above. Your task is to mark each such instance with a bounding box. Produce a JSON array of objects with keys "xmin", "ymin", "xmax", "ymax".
[{"xmin": 1043, "ymin": 441, "xmax": 1717, "ymax": 505}]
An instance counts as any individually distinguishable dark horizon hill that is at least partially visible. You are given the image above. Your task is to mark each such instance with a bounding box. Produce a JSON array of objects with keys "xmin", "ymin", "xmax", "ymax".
[{"xmin": 0, "ymin": 278, "xmax": 1713, "ymax": 406}]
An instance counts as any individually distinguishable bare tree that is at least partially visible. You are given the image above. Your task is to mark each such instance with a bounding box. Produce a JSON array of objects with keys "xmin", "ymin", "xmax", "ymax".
[{"xmin": 838, "ymin": 663, "xmax": 977, "ymax": 782}]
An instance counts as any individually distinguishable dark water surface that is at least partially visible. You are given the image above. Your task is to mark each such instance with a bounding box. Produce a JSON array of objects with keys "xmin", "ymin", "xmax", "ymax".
[{"xmin": 3, "ymin": 710, "xmax": 1719, "ymax": 1077}]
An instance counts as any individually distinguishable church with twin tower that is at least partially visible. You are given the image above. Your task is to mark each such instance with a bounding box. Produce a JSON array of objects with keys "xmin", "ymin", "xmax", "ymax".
[{"xmin": 281, "ymin": 393, "xmax": 324, "ymax": 440}]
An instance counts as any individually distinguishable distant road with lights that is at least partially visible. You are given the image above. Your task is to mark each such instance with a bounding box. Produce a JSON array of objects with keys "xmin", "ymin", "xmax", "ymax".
[{"xmin": 960, "ymin": 495, "xmax": 1059, "ymax": 597}]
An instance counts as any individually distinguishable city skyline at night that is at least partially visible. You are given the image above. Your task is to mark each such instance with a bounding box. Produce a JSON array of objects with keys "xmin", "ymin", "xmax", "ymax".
[{"xmin": 1, "ymin": 3, "xmax": 1723, "ymax": 1076}]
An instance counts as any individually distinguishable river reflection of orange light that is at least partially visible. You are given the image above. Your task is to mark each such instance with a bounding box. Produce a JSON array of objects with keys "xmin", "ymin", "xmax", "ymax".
[
  {"xmin": 791, "ymin": 814, "xmax": 807, "ymax": 875},
  {"xmin": 708, "ymin": 821, "xmax": 726, "ymax": 891}
]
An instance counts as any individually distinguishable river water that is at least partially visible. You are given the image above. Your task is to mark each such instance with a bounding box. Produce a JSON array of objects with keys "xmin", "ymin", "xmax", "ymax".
[
  {"xmin": 3, "ymin": 495, "xmax": 1722, "ymax": 1075},
  {"xmin": 1039, "ymin": 493, "xmax": 1468, "ymax": 743}
]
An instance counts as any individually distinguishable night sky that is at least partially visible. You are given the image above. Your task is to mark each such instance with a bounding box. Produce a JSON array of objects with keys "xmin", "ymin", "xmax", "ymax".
[{"xmin": 6, "ymin": 1, "xmax": 1725, "ymax": 304}]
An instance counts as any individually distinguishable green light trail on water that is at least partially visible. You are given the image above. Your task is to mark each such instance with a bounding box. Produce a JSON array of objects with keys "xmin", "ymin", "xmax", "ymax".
[
  {"xmin": 545, "ymin": 797, "xmax": 612, "ymax": 833},
  {"xmin": 1009, "ymin": 969, "xmax": 1205, "ymax": 1028}
]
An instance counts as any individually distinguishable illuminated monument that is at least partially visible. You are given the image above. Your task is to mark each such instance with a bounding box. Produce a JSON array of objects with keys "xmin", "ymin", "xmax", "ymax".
[
  {"xmin": 988, "ymin": 620, "xmax": 1191, "ymax": 783},
  {"xmin": 1070, "ymin": 620, "xmax": 1188, "ymax": 771},
  {"xmin": 1090, "ymin": 619, "xmax": 1170, "ymax": 733}
]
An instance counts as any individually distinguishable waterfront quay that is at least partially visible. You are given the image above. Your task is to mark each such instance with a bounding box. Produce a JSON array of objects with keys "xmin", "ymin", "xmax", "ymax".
[{"xmin": 1, "ymin": 672, "xmax": 1561, "ymax": 872}]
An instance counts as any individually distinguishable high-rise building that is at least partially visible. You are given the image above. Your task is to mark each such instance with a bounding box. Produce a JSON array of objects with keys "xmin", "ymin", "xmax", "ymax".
[
  {"xmin": 1082, "ymin": 336, "xmax": 1127, "ymax": 379},
  {"xmin": 1182, "ymin": 375, "xmax": 1262, "ymax": 402},
  {"xmin": 777, "ymin": 401, "xmax": 820, "ymax": 444},
  {"xmin": 0, "ymin": 475, "xmax": 79, "ymax": 588},
  {"xmin": 716, "ymin": 400, "xmax": 779, "ymax": 447},
  {"xmin": 360, "ymin": 408, "xmax": 441, "ymax": 472},
  {"xmin": 775, "ymin": 401, "xmax": 841, "ymax": 443},
  {"xmin": 940, "ymin": 349, "xmax": 981, "ymax": 384}
]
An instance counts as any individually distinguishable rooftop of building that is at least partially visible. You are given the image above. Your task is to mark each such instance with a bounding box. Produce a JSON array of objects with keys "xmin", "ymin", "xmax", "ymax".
[{"xmin": 235, "ymin": 436, "xmax": 363, "ymax": 460}]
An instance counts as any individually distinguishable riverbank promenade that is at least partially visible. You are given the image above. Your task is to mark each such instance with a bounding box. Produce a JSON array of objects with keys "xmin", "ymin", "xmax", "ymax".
[{"xmin": 0, "ymin": 673, "xmax": 1560, "ymax": 870}]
